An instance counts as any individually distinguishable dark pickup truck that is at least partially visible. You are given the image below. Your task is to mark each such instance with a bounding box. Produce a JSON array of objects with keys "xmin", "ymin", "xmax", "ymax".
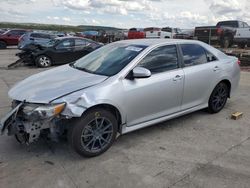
[
  {"xmin": 194, "ymin": 20, "xmax": 246, "ymax": 48},
  {"xmin": 0, "ymin": 29, "xmax": 28, "ymax": 49}
]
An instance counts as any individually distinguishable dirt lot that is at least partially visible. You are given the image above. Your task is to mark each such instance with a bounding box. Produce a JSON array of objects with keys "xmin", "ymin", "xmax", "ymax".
[{"xmin": 0, "ymin": 49, "xmax": 250, "ymax": 188}]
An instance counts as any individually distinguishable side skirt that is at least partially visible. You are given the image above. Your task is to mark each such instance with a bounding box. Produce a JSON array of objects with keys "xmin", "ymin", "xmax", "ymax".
[{"xmin": 121, "ymin": 104, "xmax": 208, "ymax": 134}]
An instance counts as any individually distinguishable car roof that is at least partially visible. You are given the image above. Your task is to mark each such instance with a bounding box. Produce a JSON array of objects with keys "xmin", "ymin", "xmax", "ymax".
[
  {"xmin": 55, "ymin": 36, "xmax": 87, "ymax": 40},
  {"xmin": 116, "ymin": 39, "xmax": 228, "ymax": 60},
  {"xmin": 115, "ymin": 39, "xmax": 205, "ymax": 46}
]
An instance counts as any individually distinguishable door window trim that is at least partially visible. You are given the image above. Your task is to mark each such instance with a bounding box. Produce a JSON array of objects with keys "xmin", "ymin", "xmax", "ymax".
[{"xmin": 123, "ymin": 44, "xmax": 182, "ymax": 79}]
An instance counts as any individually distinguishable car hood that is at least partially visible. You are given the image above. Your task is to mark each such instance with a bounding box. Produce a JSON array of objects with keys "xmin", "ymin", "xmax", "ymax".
[{"xmin": 8, "ymin": 64, "xmax": 108, "ymax": 103}]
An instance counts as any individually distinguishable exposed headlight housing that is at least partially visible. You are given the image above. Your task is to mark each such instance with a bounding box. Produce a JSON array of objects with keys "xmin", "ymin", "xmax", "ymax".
[{"xmin": 22, "ymin": 103, "xmax": 66, "ymax": 120}]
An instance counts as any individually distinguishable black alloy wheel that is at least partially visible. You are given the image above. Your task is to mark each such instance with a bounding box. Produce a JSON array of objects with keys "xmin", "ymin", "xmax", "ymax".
[
  {"xmin": 68, "ymin": 108, "xmax": 118, "ymax": 157},
  {"xmin": 208, "ymin": 82, "xmax": 229, "ymax": 113}
]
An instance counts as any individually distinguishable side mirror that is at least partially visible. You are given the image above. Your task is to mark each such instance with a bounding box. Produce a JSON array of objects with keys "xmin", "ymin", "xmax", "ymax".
[{"xmin": 132, "ymin": 67, "xmax": 151, "ymax": 79}]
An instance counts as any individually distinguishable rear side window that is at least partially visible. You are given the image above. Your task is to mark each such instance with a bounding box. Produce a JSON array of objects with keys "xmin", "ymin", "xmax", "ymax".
[
  {"xmin": 205, "ymin": 50, "xmax": 217, "ymax": 62},
  {"xmin": 180, "ymin": 44, "xmax": 207, "ymax": 67},
  {"xmin": 75, "ymin": 39, "xmax": 87, "ymax": 46},
  {"xmin": 138, "ymin": 45, "xmax": 178, "ymax": 73},
  {"xmin": 56, "ymin": 39, "xmax": 74, "ymax": 49}
]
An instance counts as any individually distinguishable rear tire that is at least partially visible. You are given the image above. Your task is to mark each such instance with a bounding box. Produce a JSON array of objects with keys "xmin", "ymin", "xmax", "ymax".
[
  {"xmin": 68, "ymin": 108, "xmax": 118, "ymax": 157},
  {"xmin": 208, "ymin": 82, "xmax": 229, "ymax": 114},
  {"xmin": 0, "ymin": 41, "xmax": 7, "ymax": 49},
  {"xmin": 35, "ymin": 55, "xmax": 52, "ymax": 68}
]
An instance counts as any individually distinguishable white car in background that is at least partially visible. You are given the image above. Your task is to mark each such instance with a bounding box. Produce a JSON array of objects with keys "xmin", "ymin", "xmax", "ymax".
[{"xmin": 145, "ymin": 27, "xmax": 181, "ymax": 39}]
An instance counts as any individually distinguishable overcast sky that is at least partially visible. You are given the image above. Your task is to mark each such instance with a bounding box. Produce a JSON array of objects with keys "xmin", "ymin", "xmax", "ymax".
[{"xmin": 0, "ymin": 0, "xmax": 249, "ymax": 29}]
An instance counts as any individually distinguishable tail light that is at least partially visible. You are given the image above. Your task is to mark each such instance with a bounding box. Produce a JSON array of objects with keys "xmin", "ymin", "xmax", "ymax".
[
  {"xmin": 158, "ymin": 32, "xmax": 161, "ymax": 37},
  {"xmin": 237, "ymin": 59, "xmax": 241, "ymax": 65},
  {"xmin": 217, "ymin": 28, "xmax": 223, "ymax": 35}
]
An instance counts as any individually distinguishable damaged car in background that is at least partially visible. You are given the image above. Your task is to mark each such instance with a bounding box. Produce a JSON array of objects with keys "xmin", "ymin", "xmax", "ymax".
[
  {"xmin": 0, "ymin": 39, "xmax": 240, "ymax": 157},
  {"xmin": 13, "ymin": 36, "xmax": 103, "ymax": 68}
]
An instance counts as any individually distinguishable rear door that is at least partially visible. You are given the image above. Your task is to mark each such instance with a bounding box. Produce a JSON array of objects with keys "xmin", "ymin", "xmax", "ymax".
[
  {"xmin": 73, "ymin": 39, "xmax": 92, "ymax": 60},
  {"xmin": 180, "ymin": 43, "xmax": 221, "ymax": 110}
]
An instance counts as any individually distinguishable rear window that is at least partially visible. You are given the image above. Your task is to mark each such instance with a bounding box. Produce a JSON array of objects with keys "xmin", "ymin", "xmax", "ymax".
[
  {"xmin": 216, "ymin": 21, "xmax": 238, "ymax": 28},
  {"xmin": 144, "ymin": 27, "xmax": 160, "ymax": 32},
  {"xmin": 162, "ymin": 27, "xmax": 172, "ymax": 32},
  {"xmin": 129, "ymin": 28, "xmax": 137, "ymax": 32},
  {"xmin": 30, "ymin": 33, "xmax": 50, "ymax": 38}
]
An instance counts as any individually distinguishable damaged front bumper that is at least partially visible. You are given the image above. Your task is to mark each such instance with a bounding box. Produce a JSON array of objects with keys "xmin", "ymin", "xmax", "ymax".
[
  {"xmin": 0, "ymin": 102, "xmax": 23, "ymax": 135},
  {"xmin": 0, "ymin": 101, "xmax": 67, "ymax": 143}
]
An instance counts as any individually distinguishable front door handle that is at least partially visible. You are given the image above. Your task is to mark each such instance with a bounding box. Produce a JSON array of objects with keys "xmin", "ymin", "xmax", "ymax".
[
  {"xmin": 213, "ymin": 66, "xmax": 221, "ymax": 71},
  {"xmin": 173, "ymin": 75, "xmax": 182, "ymax": 81}
]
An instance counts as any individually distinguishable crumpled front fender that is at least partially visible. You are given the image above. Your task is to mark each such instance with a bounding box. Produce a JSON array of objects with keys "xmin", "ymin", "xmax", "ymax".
[{"xmin": 52, "ymin": 91, "xmax": 126, "ymax": 124}]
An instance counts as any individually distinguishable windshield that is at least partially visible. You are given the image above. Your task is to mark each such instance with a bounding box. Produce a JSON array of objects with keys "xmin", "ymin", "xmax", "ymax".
[{"xmin": 72, "ymin": 43, "xmax": 147, "ymax": 76}]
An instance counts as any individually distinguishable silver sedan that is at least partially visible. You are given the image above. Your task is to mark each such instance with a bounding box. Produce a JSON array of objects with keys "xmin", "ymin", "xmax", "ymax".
[{"xmin": 0, "ymin": 39, "xmax": 240, "ymax": 157}]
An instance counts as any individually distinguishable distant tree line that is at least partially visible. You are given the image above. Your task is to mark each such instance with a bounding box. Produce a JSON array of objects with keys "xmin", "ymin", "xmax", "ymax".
[{"xmin": 0, "ymin": 22, "xmax": 122, "ymax": 32}]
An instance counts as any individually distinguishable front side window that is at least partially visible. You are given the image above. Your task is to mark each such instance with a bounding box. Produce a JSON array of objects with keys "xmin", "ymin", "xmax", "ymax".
[
  {"xmin": 180, "ymin": 44, "xmax": 207, "ymax": 67},
  {"xmin": 138, "ymin": 45, "xmax": 178, "ymax": 73},
  {"xmin": 72, "ymin": 43, "xmax": 147, "ymax": 76}
]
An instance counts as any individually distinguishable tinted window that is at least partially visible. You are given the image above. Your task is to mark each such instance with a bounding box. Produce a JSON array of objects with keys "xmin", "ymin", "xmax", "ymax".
[
  {"xmin": 138, "ymin": 45, "xmax": 178, "ymax": 73},
  {"xmin": 216, "ymin": 21, "xmax": 238, "ymax": 28},
  {"xmin": 162, "ymin": 27, "xmax": 172, "ymax": 32},
  {"xmin": 181, "ymin": 44, "xmax": 207, "ymax": 67},
  {"xmin": 75, "ymin": 39, "xmax": 87, "ymax": 46},
  {"xmin": 8, "ymin": 30, "xmax": 23, "ymax": 36},
  {"xmin": 239, "ymin": 22, "xmax": 244, "ymax": 28},
  {"xmin": 205, "ymin": 50, "xmax": 217, "ymax": 62},
  {"xmin": 30, "ymin": 33, "xmax": 49, "ymax": 38},
  {"xmin": 72, "ymin": 43, "xmax": 147, "ymax": 76},
  {"xmin": 243, "ymin": 22, "xmax": 249, "ymax": 28},
  {"xmin": 56, "ymin": 39, "xmax": 74, "ymax": 49}
]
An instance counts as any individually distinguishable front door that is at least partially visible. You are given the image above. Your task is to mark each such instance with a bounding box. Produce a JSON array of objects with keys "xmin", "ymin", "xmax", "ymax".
[
  {"xmin": 122, "ymin": 45, "xmax": 184, "ymax": 126},
  {"xmin": 52, "ymin": 39, "xmax": 75, "ymax": 64}
]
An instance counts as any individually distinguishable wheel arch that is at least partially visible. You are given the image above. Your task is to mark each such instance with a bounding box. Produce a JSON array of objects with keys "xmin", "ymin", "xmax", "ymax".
[
  {"xmin": 218, "ymin": 79, "xmax": 231, "ymax": 97},
  {"xmin": 81, "ymin": 103, "xmax": 123, "ymax": 133}
]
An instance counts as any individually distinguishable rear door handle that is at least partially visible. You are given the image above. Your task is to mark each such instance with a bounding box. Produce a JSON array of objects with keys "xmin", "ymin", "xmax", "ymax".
[
  {"xmin": 213, "ymin": 66, "xmax": 221, "ymax": 71},
  {"xmin": 173, "ymin": 75, "xmax": 182, "ymax": 81}
]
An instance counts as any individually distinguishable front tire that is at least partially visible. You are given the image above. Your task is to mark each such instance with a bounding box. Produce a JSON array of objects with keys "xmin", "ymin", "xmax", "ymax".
[
  {"xmin": 68, "ymin": 108, "xmax": 118, "ymax": 157},
  {"xmin": 208, "ymin": 82, "xmax": 229, "ymax": 113},
  {"xmin": 35, "ymin": 55, "xmax": 52, "ymax": 67}
]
